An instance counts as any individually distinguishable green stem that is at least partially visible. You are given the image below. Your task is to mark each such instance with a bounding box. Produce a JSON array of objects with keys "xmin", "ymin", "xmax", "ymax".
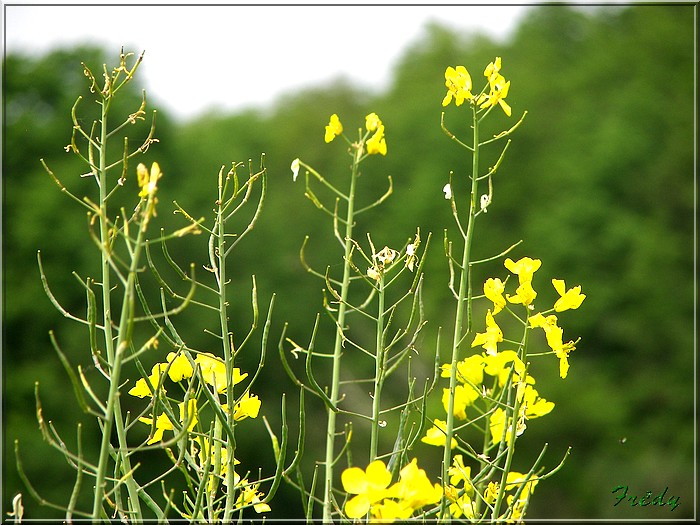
[
  {"xmin": 214, "ymin": 177, "xmax": 238, "ymax": 522},
  {"xmin": 322, "ymin": 144, "xmax": 362, "ymax": 523},
  {"xmin": 91, "ymin": 94, "xmax": 143, "ymax": 522},
  {"xmin": 369, "ymin": 274, "xmax": 386, "ymax": 463},
  {"xmin": 491, "ymin": 321, "xmax": 530, "ymax": 521},
  {"xmin": 441, "ymin": 104, "xmax": 480, "ymax": 522}
]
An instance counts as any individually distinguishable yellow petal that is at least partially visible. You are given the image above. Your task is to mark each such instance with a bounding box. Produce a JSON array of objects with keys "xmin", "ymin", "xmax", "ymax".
[
  {"xmin": 341, "ymin": 467, "xmax": 368, "ymax": 494},
  {"xmin": 344, "ymin": 494, "xmax": 371, "ymax": 519}
]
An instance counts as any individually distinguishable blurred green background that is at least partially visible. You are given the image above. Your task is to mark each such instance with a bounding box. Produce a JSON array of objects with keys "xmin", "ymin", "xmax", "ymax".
[{"xmin": 3, "ymin": 4, "xmax": 695, "ymax": 520}]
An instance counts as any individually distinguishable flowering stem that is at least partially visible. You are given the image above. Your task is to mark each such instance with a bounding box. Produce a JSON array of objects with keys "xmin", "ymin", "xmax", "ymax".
[
  {"xmin": 91, "ymin": 94, "xmax": 143, "ymax": 522},
  {"xmin": 370, "ymin": 273, "xmax": 387, "ymax": 463},
  {"xmin": 212, "ymin": 170, "xmax": 239, "ymax": 522},
  {"xmin": 441, "ymin": 104, "xmax": 480, "ymax": 521},
  {"xmin": 322, "ymin": 143, "xmax": 362, "ymax": 522}
]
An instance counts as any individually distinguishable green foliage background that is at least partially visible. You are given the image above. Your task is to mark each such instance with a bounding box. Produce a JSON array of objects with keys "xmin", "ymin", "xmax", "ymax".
[{"xmin": 2, "ymin": 4, "xmax": 695, "ymax": 520}]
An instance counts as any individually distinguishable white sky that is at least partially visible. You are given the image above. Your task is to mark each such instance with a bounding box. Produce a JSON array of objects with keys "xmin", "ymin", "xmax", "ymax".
[{"xmin": 3, "ymin": 3, "xmax": 532, "ymax": 120}]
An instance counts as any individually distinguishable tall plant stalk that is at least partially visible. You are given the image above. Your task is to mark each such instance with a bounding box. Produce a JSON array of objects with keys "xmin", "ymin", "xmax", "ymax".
[
  {"xmin": 91, "ymin": 63, "xmax": 146, "ymax": 522},
  {"xmin": 441, "ymin": 104, "xmax": 480, "ymax": 521},
  {"xmin": 322, "ymin": 143, "xmax": 362, "ymax": 522}
]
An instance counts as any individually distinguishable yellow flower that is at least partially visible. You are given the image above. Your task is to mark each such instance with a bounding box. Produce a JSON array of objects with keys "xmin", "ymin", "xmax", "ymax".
[
  {"xmin": 505, "ymin": 471, "xmax": 539, "ymax": 498},
  {"xmin": 484, "ymin": 481, "xmax": 500, "ymax": 504},
  {"xmin": 442, "ymin": 384, "xmax": 479, "ymax": 419},
  {"xmin": 483, "ymin": 350, "xmax": 526, "ymax": 387},
  {"xmin": 223, "ymin": 391, "xmax": 262, "ymax": 421},
  {"xmin": 341, "ymin": 460, "xmax": 393, "ymax": 519},
  {"xmin": 441, "ymin": 354, "xmax": 485, "ymax": 387},
  {"xmin": 471, "ymin": 310, "xmax": 503, "ymax": 355},
  {"xmin": 529, "ymin": 313, "xmax": 577, "ymax": 378},
  {"xmin": 448, "ymin": 490, "xmax": 476, "ymax": 519},
  {"xmin": 195, "ymin": 436, "xmax": 241, "ymax": 491},
  {"xmin": 489, "ymin": 407, "xmax": 513, "ymax": 445},
  {"xmin": 129, "ymin": 363, "xmax": 168, "ymax": 398},
  {"xmin": 447, "ymin": 456, "xmax": 477, "ymax": 518},
  {"xmin": 195, "ymin": 353, "xmax": 248, "ymax": 394},
  {"xmin": 505, "ymin": 494, "xmax": 527, "ymax": 523},
  {"xmin": 484, "ymin": 277, "xmax": 506, "ymax": 314},
  {"xmin": 552, "ymin": 279, "xmax": 586, "ymax": 311},
  {"xmin": 138, "ymin": 399, "xmax": 198, "ymax": 445},
  {"xmin": 387, "ymin": 458, "xmax": 442, "ymax": 512},
  {"xmin": 504, "ymin": 257, "xmax": 541, "ymax": 285},
  {"xmin": 365, "ymin": 112, "xmax": 382, "ymax": 132},
  {"xmin": 370, "ymin": 498, "xmax": 413, "ymax": 522},
  {"xmin": 442, "ymin": 65, "xmax": 474, "ymax": 107},
  {"xmin": 506, "ymin": 280, "xmax": 538, "ymax": 306},
  {"xmin": 504, "ymin": 257, "xmax": 541, "ymax": 306},
  {"xmin": 447, "ymin": 454, "xmax": 473, "ymax": 490},
  {"xmin": 366, "ymin": 124, "xmax": 387, "ymax": 155},
  {"xmin": 503, "ymin": 472, "xmax": 538, "ymax": 522},
  {"xmin": 165, "ymin": 351, "xmax": 193, "ymax": 382},
  {"xmin": 235, "ymin": 483, "xmax": 271, "ymax": 513},
  {"xmin": 137, "ymin": 162, "xmax": 162, "ymax": 198},
  {"xmin": 477, "ymin": 57, "xmax": 512, "ymax": 116},
  {"xmin": 484, "ymin": 56, "xmax": 503, "ymax": 82},
  {"xmin": 324, "ymin": 113, "xmax": 343, "ymax": 143},
  {"xmin": 519, "ymin": 384, "xmax": 555, "ymax": 419},
  {"xmin": 421, "ymin": 419, "xmax": 457, "ymax": 449}
]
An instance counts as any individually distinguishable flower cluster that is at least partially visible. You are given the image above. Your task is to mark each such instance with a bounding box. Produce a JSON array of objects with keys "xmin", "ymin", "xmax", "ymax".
[
  {"xmin": 323, "ymin": 112, "xmax": 388, "ymax": 156},
  {"xmin": 481, "ymin": 257, "xmax": 585, "ymax": 379},
  {"xmin": 443, "ymin": 454, "xmax": 538, "ymax": 521},
  {"xmin": 442, "ymin": 57, "xmax": 512, "ymax": 116},
  {"xmin": 128, "ymin": 350, "xmax": 267, "ymax": 514},
  {"xmin": 422, "ymin": 256, "xmax": 584, "ymax": 517},
  {"xmin": 424, "ymin": 256, "xmax": 584, "ymax": 446},
  {"xmin": 341, "ymin": 459, "xmax": 442, "ymax": 521},
  {"xmin": 422, "ymin": 350, "xmax": 554, "ymax": 448}
]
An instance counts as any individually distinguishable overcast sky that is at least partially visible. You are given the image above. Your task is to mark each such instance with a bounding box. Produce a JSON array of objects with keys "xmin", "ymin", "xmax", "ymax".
[{"xmin": 4, "ymin": 3, "xmax": 532, "ymax": 120}]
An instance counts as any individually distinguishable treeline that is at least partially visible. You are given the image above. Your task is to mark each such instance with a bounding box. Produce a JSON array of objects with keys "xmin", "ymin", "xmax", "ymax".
[{"xmin": 3, "ymin": 4, "xmax": 694, "ymax": 519}]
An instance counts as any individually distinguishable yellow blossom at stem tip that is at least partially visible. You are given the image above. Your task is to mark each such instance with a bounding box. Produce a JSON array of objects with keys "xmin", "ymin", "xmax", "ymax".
[
  {"xmin": 442, "ymin": 65, "xmax": 474, "ymax": 107},
  {"xmin": 324, "ymin": 113, "xmax": 343, "ymax": 143},
  {"xmin": 366, "ymin": 124, "xmax": 387, "ymax": 155},
  {"xmin": 365, "ymin": 112, "xmax": 382, "ymax": 132},
  {"xmin": 478, "ymin": 57, "xmax": 512, "ymax": 116}
]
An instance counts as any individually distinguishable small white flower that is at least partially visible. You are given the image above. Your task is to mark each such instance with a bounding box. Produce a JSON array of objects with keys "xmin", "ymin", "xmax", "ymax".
[
  {"xmin": 443, "ymin": 183, "xmax": 452, "ymax": 200},
  {"xmin": 480, "ymin": 193, "xmax": 491, "ymax": 212},
  {"xmin": 405, "ymin": 243, "xmax": 417, "ymax": 272},
  {"xmin": 291, "ymin": 158, "xmax": 300, "ymax": 181},
  {"xmin": 8, "ymin": 493, "xmax": 23, "ymax": 522},
  {"xmin": 367, "ymin": 267, "xmax": 381, "ymax": 281},
  {"xmin": 375, "ymin": 246, "xmax": 397, "ymax": 265}
]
